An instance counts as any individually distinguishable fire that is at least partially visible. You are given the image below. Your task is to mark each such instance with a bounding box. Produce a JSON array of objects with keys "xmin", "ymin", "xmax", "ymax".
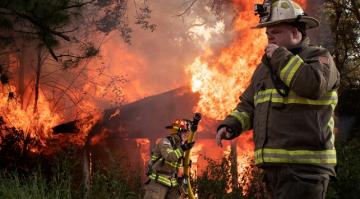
[
  {"xmin": 0, "ymin": 78, "xmax": 103, "ymax": 151},
  {"xmin": 187, "ymin": 0, "xmax": 267, "ymax": 120},
  {"xmin": 189, "ymin": 142, "xmax": 203, "ymax": 176},
  {"xmin": 0, "ymin": 85, "xmax": 61, "ymax": 146},
  {"xmin": 135, "ymin": 138, "xmax": 151, "ymax": 171}
]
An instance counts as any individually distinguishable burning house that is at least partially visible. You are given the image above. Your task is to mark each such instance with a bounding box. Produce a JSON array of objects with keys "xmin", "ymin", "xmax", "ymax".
[{"xmin": 0, "ymin": 0, "xmax": 316, "ymax": 196}]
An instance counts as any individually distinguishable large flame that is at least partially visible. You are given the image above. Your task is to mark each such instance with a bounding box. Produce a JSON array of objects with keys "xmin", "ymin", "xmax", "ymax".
[
  {"xmin": 187, "ymin": 0, "xmax": 266, "ymax": 120},
  {"xmin": 0, "ymin": 85, "xmax": 61, "ymax": 146}
]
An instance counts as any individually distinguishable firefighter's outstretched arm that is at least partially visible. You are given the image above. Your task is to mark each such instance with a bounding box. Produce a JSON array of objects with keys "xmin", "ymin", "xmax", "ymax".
[{"xmin": 216, "ymin": 82, "xmax": 255, "ymax": 147}]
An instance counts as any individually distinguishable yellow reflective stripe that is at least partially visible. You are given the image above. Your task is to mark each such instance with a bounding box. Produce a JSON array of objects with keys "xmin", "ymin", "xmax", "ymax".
[
  {"xmin": 260, "ymin": 148, "xmax": 336, "ymax": 155},
  {"xmin": 280, "ymin": 55, "xmax": 304, "ymax": 87},
  {"xmin": 151, "ymin": 155, "xmax": 159, "ymax": 161},
  {"xmin": 256, "ymin": 157, "xmax": 337, "ymax": 164},
  {"xmin": 174, "ymin": 149, "xmax": 182, "ymax": 158},
  {"xmin": 149, "ymin": 173, "xmax": 178, "ymax": 187},
  {"xmin": 166, "ymin": 148, "xmax": 183, "ymax": 159},
  {"xmin": 254, "ymin": 89, "xmax": 338, "ymax": 107},
  {"xmin": 280, "ymin": 55, "xmax": 299, "ymax": 80},
  {"xmin": 151, "ymin": 155, "xmax": 181, "ymax": 168},
  {"xmin": 165, "ymin": 160, "xmax": 182, "ymax": 168},
  {"xmin": 328, "ymin": 116, "xmax": 335, "ymax": 148},
  {"xmin": 255, "ymin": 148, "xmax": 337, "ymax": 165},
  {"xmin": 229, "ymin": 110, "xmax": 251, "ymax": 131}
]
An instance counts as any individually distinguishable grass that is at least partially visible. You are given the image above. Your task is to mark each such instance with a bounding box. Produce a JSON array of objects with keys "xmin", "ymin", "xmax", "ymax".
[
  {"xmin": 0, "ymin": 138, "xmax": 360, "ymax": 199},
  {"xmin": 0, "ymin": 147, "xmax": 143, "ymax": 199}
]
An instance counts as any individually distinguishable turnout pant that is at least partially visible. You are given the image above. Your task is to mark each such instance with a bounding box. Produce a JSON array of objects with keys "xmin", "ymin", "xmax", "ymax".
[
  {"xmin": 143, "ymin": 180, "xmax": 182, "ymax": 199},
  {"xmin": 263, "ymin": 166, "xmax": 330, "ymax": 199}
]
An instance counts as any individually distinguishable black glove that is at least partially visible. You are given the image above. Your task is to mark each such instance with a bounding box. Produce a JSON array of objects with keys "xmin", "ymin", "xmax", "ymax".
[{"xmin": 181, "ymin": 141, "xmax": 195, "ymax": 151}]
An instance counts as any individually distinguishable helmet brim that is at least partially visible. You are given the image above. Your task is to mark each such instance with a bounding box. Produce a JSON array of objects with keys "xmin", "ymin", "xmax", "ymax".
[{"xmin": 252, "ymin": 16, "xmax": 319, "ymax": 29}]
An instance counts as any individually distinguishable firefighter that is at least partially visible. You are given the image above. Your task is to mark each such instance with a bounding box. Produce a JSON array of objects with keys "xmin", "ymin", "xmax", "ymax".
[
  {"xmin": 143, "ymin": 119, "xmax": 195, "ymax": 199},
  {"xmin": 216, "ymin": 0, "xmax": 340, "ymax": 199}
]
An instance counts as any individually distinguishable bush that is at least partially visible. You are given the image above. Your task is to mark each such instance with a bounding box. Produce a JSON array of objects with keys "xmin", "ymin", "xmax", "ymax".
[
  {"xmin": 327, "ymin": 138, "xmax": 360, "ymax": 199},
  {"xmin": 193, "ymin": 155, "xmax": 266, "ymax": 199},
  {"xmin": 89, "ymin": 156, "xmax": 143, "ymax": 199}
]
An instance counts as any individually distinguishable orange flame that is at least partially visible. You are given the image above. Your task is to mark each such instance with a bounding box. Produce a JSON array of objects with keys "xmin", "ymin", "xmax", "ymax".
[
  {"xmin": 0, "ymin": 81, "xmax": 103, "ymax": 150},
  {"xmin": 135, "ymin": 138, "xmax": 151, "ymax": 171},
  {"xmin": 0, "ymin": 85, "xmax": 61, "ymax": 146},
  {"xmin": 187, "ymin": 0, "xmax": 267, "ymax": 120}
]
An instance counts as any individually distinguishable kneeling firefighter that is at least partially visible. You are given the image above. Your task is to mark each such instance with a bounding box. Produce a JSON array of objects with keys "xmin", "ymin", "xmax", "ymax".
[{"xmin": 143, "ymin": 116, "xmax": 200, "ymax": 199}]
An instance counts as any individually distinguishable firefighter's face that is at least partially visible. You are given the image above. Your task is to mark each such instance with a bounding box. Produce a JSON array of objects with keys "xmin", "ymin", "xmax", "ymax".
[
  {"xmin": 266, "ymin": 24, "xmax": 302, "ymax": 49},
  {"xmin": 181, "ymin": 131, "xmax": 190, "ymax": 141}
]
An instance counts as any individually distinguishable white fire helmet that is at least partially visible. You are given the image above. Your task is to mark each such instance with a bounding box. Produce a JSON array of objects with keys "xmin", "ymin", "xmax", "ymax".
[{"xmin": 254, "ymin": 0, "xmax": 319, "ymax": 29}]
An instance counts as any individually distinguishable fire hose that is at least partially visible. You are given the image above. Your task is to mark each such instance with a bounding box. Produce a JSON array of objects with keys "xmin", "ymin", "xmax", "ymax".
[{"xmin": 183, "ymin": 112, "xmax": 201, "ymax": 199}]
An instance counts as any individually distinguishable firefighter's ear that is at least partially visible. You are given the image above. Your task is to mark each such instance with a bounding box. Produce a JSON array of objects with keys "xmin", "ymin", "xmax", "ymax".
[{"xmin": 291, "ymin": 26, "xmax": 302, "ymax": 42}]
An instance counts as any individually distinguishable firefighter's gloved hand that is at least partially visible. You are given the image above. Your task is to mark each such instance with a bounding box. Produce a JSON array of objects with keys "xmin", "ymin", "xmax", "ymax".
[
  {"xmin": 216, "ymin": 127, "xmax": 233, "ymax": 148},
  {"xmin": 265, "ymin": 43, "xmax": 279, "ymax": 58},
  {"xmin": 181, "ymin": 141, "xmax": 195, "ymax": 151}
]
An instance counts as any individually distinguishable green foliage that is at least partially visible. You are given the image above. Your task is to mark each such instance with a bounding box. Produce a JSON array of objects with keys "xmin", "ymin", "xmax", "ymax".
[
  {"xmin": 0, "ymin": 144, "xmax": 142, "ymax": 199},
  {"xmin": 323, "ymin": 0, "xmax": 360, "ymax": 89},
  {"xmin": 89, "ymin": 156, "xmax": 143, "ymax": 199},
  {"xmin": 135, "ymin": 6, "xmax": 157, "ymax": 32},
  {"xmin": 194, "ymin": 156, "xmax": 230, "ymax": 198},
  {"xmin": 0, "ymin": 170, "xmax": 72, "ymax": 199},
  {"xmin": 0, "ymin": 16, "xmax": 13, "ymax": 30},
  {"xmin": 0, "ymin": 148, "xmax": 78, "ymax": 199},
  {"xmin": 193, "ymin": 155, "xmax": 266, "ymax": 199},
  {"xmin": 327, "ymin": 138, "xmax": 360, "ymax": 199}
]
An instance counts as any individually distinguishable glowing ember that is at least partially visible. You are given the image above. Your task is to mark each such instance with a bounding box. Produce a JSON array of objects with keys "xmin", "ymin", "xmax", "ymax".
[{"xmin": 90, "ymin": 129, "xmax": 111, "ymax": 146}]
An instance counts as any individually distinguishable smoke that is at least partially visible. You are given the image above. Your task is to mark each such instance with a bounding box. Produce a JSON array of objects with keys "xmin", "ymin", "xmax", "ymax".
[{"xmin": 100, "ymin": 0, "xmax": 236, "ymax": 103}]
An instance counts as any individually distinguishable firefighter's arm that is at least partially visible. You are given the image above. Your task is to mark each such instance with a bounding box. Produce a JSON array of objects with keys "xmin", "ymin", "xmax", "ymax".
[
  {"xmin": 270, "ymin": 47, "xmax": 340, "ymax": 99},
  {"xmin": 159, "ymin": 138, "xmax": 183, "ymax": 162},
  {"xmin": 217, "ymin": 85, "xmax": 255, "ymax": 139}
]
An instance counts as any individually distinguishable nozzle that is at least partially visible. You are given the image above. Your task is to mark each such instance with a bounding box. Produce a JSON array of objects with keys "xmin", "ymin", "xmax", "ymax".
[
  {"xmin": 191, "ymin": 113, "xmax": 202, "ymax": 132},
  {"xmin": 193, "ymin": 113, "xmax": 201, "ymax": 124}
]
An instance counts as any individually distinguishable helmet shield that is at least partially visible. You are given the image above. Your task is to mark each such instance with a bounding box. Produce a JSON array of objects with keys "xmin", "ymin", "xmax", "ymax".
[
  {"xmin": 166, "ymin": 119, "xmax": 191, "ymax": 133},
  {"xmin": 253, "ymin": 0, "xmax": 319, "ymax": 29},
  {"xmin": 255, "ymin": 1, "xmax": 272, "ymax": 23}
]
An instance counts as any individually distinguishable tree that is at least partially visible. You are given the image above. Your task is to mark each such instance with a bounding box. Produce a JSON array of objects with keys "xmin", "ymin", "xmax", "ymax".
[
  {"xmin": 323, "ymin": 0, "xmax": 360, "ymax": 90},
  {"xmin": 0, "ymin": 0, "xmax": 155, "ymax": 115}
]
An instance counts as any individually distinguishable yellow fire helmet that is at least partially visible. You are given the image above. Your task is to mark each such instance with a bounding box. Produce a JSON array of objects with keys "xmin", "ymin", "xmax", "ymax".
[
  {"xmin": 254, "ymin": 0, "xmax": 319, "ymax": 29},
  {"xmin": 166, "ymin": 119, "xmax": 191, "ymax": 133}
]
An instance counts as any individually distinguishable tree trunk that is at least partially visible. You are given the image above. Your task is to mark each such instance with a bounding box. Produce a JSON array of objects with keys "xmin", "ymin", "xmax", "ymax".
[
  {"xmin": 83, "ymin": 148, "xmax": 91, "ymax": 199},
  {"xmin": 33, "ymin": 47, "xmax": 42, "ymax": 113},
  {"xmin": 18, "ymin": 48, "xmax": 27, "ymax": 108},
  {"xmin": 230, "ymin": 140, "xmax": 238, "ymax": 191}
]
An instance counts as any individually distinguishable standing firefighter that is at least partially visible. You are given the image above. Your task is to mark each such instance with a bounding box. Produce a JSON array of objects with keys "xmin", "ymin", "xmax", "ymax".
[
  {"xmin": 144, "ymin": 119, "xmax": 195, "ymax": 199},
  {"xmin": 216, "ymin": 0, "xmax": 340, "ymax": 199}
]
